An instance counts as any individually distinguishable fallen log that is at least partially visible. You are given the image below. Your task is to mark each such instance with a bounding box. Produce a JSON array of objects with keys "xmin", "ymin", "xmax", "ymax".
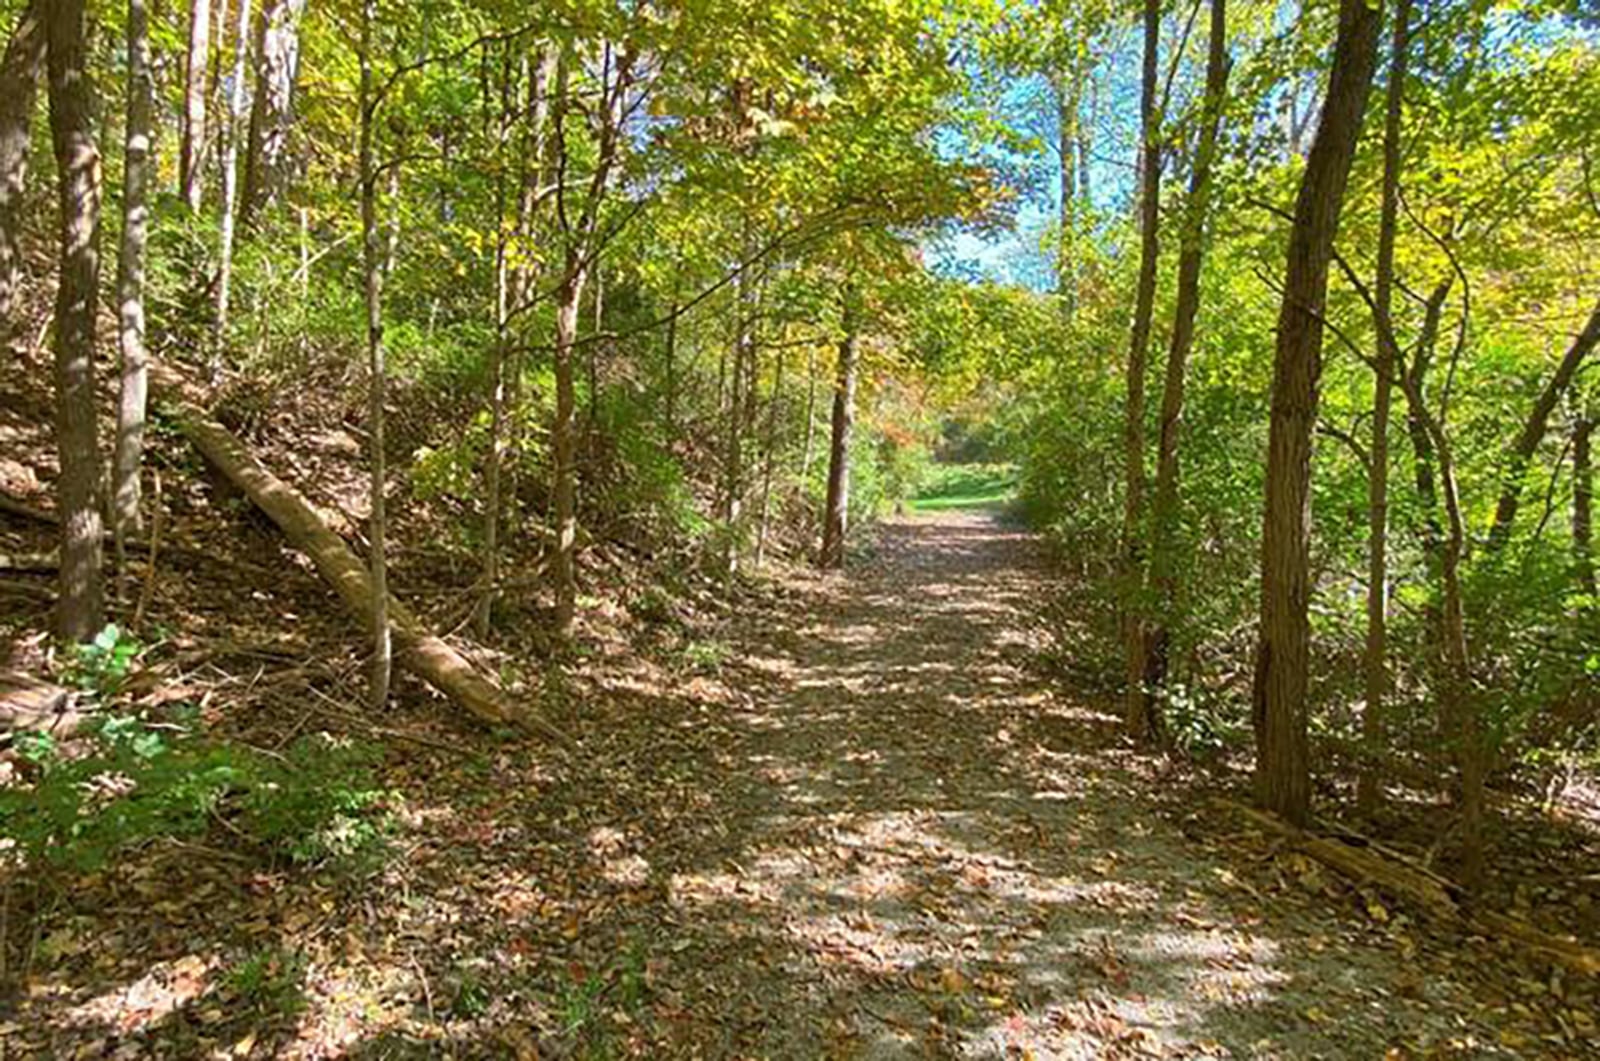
[
  {"xmin": 1216, "ymin": 798, "xmax": 1600, "ymax": 977},
  {"xmin": 151, "ymin": 372, "xmax": 569, "ymax": 748}
]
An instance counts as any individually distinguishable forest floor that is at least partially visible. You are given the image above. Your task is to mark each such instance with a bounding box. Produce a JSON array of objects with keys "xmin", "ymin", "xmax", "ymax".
[{"xmin": 6, "ymin": 507, "xmax": 1598, "ymax": 1058}]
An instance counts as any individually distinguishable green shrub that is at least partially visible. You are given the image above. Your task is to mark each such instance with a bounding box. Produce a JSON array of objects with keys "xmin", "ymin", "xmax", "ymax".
[{"xmin": 0, "ymin": 719, "xmax": 396, "ymax": 875}]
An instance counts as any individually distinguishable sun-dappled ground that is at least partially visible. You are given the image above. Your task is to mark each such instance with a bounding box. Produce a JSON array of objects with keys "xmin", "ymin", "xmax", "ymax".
[{"xmin": 6, "ymin": 509, "xmax": 1593, "ymax": 1058}]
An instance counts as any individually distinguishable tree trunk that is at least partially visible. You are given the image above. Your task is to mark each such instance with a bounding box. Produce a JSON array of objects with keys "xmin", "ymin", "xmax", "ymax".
[
  {"xmin": 210, "ymin": 0, "xmax": 251, "ymax": 380},
  {"xmin": 358, "ymin": 0, "xmax": 389, "ymax": 707},
  {"xmin": 46, "ymin": 0, "xmax": 104, "ymax": 642},
  {"xmin": 239, "ymin": 0, "xmax": 304, "ymax": 228},
  {"xmin": 755, "ymin": 344, "xmax": 787, "ymax": 566},
  {"xmin": 1121, "ymin": 0, "xmax": 1163, "ymax": 741},
  {"xmin": 1358, "ymin": 0, "xmax": 1413, "ymax": 817},
  {"xmin": 551, "ymin": 265, "xmax": 584, "ymax": 633},
  {"xmin": 1252, "ymin": 0, "xmax": 1382, "ymax": 826},
  {"xmin": 820, "ymin": 293, "xmax": 857, "ymax": 570},
  {"xmin": 1485, "ymin": 296, "xmax": 1600, "ymax": 553},
  {"xmin": 476, "ymin": 55, "xmax": 515, "ymax": 639},
  {"xmin": 1053, "ymin": 62, "xmax": 1080, "ymax": 317},
  {"xmin": 721, "ymin": 236, "xmax": 759, "ymax": 578},
  {"xmin": 179, "ymin": 0, "xmax": 211, "ymax": 211},
  {"xmin": 1396, "ymin": 359, "xmax": 1479, "ymax": 885},
  {"xmin": 1575, "ymin": 405, "xmax": 1595, "ymax": 596},
  {"xmin": 0, "ymin": 0, "xmax": 44, "ymax": 341},
  {"xmin": 1079, "ymin": 67, "xmax": 1095, "ymax": 228},
  {"xmin": 800, "ymin": 343, "xmax": 819, "ymax": 484},
  {"xmin": 112, "ymin": 0, "xmax": 156, "ymax": 574},
  {"xmin": 548, "ymin": 41, "xmax": 626, "ymax": 636},
  {"xmin": 1141, "ymin": 0, "xmax": 1229, "ymax": 727}
]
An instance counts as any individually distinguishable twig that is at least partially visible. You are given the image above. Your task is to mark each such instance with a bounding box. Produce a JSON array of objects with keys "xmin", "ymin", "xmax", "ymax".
[
  {"xmin": 134, "ymin": 467, "xmax": 162, "ymax": 628},
  {"xmin": 410, "ymin": 949, "xmax": 437, "ymax": 1030}
]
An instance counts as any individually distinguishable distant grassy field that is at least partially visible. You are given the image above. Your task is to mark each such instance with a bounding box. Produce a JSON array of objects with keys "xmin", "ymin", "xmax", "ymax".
[{"xmin": 909, "ymin": 463, "xmax": 1018, "ymax": 512}]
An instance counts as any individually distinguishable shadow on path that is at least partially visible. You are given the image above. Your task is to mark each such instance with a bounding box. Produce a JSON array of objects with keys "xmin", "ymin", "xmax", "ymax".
[{"xmin": 632, "ymin": 510, "xmax": 1514, "ymax": 1058}]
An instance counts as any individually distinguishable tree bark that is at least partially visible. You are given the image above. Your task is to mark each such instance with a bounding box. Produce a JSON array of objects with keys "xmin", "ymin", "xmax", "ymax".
[
  {"xmin": 358, "ymin": 0, "xmax": 389, "ymax": 707},
  {"xmin": 0, "ymin": 0, "xmax": 44, "ymax": 341},
  {"xmin": 179, "ymin": 0, "xmax": 211, "ymax": 211},
  {"xmin": 1121, "ymin": 0, "xmax": 1163, "ymax": 741},
  {"xmin": 46, "ymin": 0, "xmax": 104, "ymax": 643},
  {"xmin": 551, "ymin": 266, "xmax": 584, "ymax": 632},
  {"xmin": 1358, "ymin": 0, "xmax": 1413, "ymax": 817},
  {"xmin": 820, "ymin": 293, "xmax": 858, "ymax": 570},
  {"xmin": 1251, "ymin": 0, "xmax": 1382, "ymax": 826},
  {"xmin": 1141, "ymin": 0, "xmax": 1229, "ymax": 727},
  {"xmin": 239, "ymin": 0, "xmax": 304, "ymax": 228},
  {"xmin": 210, "ymin": 0, "xmax": 251, "ymax": 380},
  {"xmin": 113, "ymin": 0, "xmax": 155, "ymax": 573}
]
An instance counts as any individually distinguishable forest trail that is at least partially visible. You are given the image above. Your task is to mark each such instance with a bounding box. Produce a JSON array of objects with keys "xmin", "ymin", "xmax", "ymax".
[
  {"xmin": 11, "ymin": 509, "xmax": 1536, "ymax": 1059},
  {"xmin": 604, "ymin": 509, "xmax": 1512, "ymax": 1058}
]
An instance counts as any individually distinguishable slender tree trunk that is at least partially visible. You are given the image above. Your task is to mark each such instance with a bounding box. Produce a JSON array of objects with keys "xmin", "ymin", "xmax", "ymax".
[
  {"xmin": 46, "ymin": 0, "xmax": 104, "ymax": 642},
  {"xmin": 179, "ymin": 0, "xmax": 210, "ymax": 210},
  {"xmin": 1079, "ymin": 67, "xmax": 1095, "ymax": 228},
  {"xmin": 1576, "ymin": 406, "xmax": 1595, "ymax": 596},
  {"xmin": 820, "ymin": 293, "xmax": 857, "ymax": 570},
  {"xmin": 476, "ymin": 56, "xmax": 515, "ymax": 639},
  {"xmin": 664, "ymin": 288, "xmax": 679, "ymax": 434},
  {"xmin": 548, "ymin": 43, "xmax": 626, "ymax": 635},
  {"xmin": 755, "ymin": 344, "xmax": 787, "ymax": 567},
  {"xmin": 239, "ymin": 0, "xmax": 304, "ymax": 228},
  {"xmin": 358, "ymin": 0, "xmax": 389, "ymax": 706},
  {"xmin": 1406, "ymin": 280, "xmax": 1451, "ymax": 562},
  {"xmin": 112, "ymin": 0, "xmax": 155, "ymax": 579},
  {"xmin": 1121, "ymin": 0, "xmax": 1163, "ymax": 741},
  {"xmin": 1252, "ymin": 0, "xmax": 1382, "ymax": 826},
  {"xmin": 476, "ymin": 213, "xmax": 509, "ymax": 638},
  {"xmin": 1053, "ymin": 63, "xmax": 1081, "ymax": 317},
  {"xmin": 1389, "ymin": 335, "xmax": 1478, "ymax": 883},
  {"xmin": 801, "ymin": 343, "xmax": 819, "ymax": 483},
  {"xmin": 1485, "ymin": 297, "xmax": 1600, "ymax": 553},
  {"xmin": 551, "ymin": 264, "xmax": 584, "ymax": 633},
  {"xmin": 1357, "ymin": 0, "xmax": 1413, "ymax": 817},
  {"xmin": 210, "ymin": 0, "xmax": 251, "ymax": 380},
  {"xmin": 0, "ymin": 0, "xmax": 44, "ymax": 341},
  {"xmin": 1142, "ymin": 0, "xmax": 1229, "ymax": 727},
  {"xmin": 588, "ymin": 260, "xmax": 603, "ymax": 428},
  {"xmin": 721, "ymin": 235, "xmax": 758, "ymax": 578}
]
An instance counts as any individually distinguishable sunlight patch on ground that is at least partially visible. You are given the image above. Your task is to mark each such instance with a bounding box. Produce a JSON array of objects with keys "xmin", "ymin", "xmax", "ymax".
[{"xmin": 64, "ymin": 953, "xmax": 219, "ymax": 1034}]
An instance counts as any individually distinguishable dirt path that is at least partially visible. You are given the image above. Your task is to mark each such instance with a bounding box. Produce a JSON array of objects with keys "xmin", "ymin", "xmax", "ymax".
[
  {"xmin": 613, "ymin": 510, "xmax": 1522, "ymax": 1058},
  {"xmin": 12, "ymin": 510, "xmax": 1552, "ymax": 1059}
]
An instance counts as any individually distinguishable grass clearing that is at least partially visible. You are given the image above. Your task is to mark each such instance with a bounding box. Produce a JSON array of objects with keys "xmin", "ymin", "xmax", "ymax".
[{"xmin": 909, "ymin": 463, "xmax": 1018, "ymax": 512}]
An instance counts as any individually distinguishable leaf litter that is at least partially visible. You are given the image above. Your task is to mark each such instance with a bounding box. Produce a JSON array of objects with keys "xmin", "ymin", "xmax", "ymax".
[{"xmin": 4, "ymin": 509, "xmax": 1597, "ymax": 1058}]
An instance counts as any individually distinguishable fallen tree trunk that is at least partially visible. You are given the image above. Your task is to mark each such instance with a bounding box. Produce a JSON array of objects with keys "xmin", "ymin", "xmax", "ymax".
[
  {"xmin": 1216, "ymin": 798, "xmax": 1600, "ymax": 976},
  {"xmin": 152, "ymin": 372, "xmax": 568, "ymax": 747}
]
